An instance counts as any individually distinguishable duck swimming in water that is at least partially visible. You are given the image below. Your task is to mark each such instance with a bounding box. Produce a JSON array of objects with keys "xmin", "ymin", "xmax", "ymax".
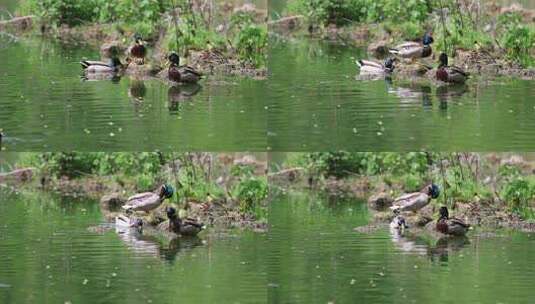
[
  {"xmin": 356, "ymin": 58, "xmax": 396, "ymax": 75},
  {"xmin": 115, "ymin": 214, "xmax": 143, "ymax": 232},
  {"xmin": 436, "ymin": 53, "xmax": 469, "ymax": 84},
  {"xmin": 390, "ymin": 209, "xmax": 409, "ymax": 231},
  {"xmin": 436, "ymin": 206, "xmax": 470, "ymax": 236},
  {"xmin": 122, "ymin": 184, "xmax": 174, "ymax": 213},
  {"xmin": 81, "ymin": 56, "xmax": 125, "ymax": 74},
  {"xmin": 390, "ymin": 184, "xmax": 440, "ymax": 213},
  {"xmin": 167, "ymin": 52, "xmax": 202, "ymax": 84},
  {"xmin": 389, "ymin": 33, "xmax": 434, "ymax": 59}
]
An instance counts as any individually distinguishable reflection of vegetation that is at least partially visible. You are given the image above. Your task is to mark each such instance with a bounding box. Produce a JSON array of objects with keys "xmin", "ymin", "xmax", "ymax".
[{"xmin": 284, "ymin": 152, "xmax": 535, "ymax": 220}]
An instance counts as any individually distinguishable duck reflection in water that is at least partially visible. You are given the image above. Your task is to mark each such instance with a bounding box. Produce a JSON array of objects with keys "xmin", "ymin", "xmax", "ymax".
[
  {"xmin": 115, "ymin": 223, "xmax": 203, "ymax": 263},
  {"xmin": 390, "ymin": 228, "xmax": 470, "ymax": 262},
  {"xmin": 385, "ymin": 78, "xmax": 432, "ymax": 106},
  {"xmin": 82, "ymin": 72, "xmax": 122, "ymax": 83},
  {"xmin": 168, "ymin": 84, "xmax": 202, "ymax": 112},
  {"xmin": 436, "ymin": 84, "xmax": 469, "ymax": 110},
  {"xmin": 390, "ymin": 230, "xmax": 431, "ymax": 256},
  {"xmin": 428, "ymin": 235, "xmax": 470, "ymax": 263},
  {"xmin": 128, "ymin": 79, "xmax": 147, "ymax": 102}
]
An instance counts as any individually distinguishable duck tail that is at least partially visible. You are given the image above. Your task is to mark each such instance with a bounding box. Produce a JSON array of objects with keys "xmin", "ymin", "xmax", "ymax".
[
  {"xmin": 121, "ymin": 205, "xmax": 133, "ymax": 212},
  {"xmin": 389, "ymin": 206, "xmax": 400, "ymax": 212},
  {"xmin": 80, "ymin": 60, "xmax": 90, "ymax": 69},
  {"xmin": 356, "ymin": 59, "xmax": 363, "ymax": 67},
  {"xmin": 388, "ymin": 48, "xmax": 400, "ymax": 55}
]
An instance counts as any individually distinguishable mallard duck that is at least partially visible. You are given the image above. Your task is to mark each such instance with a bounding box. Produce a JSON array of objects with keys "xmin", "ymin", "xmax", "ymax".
[
  {"xmin": 158, "ymin": 207, "xmax": 204, "ymax": 237},
  {"xmin": 121, "ymin": 184, "xmax": 174, "ymax": 213},
  {"xmin": 436, "ymin": 206, "xmax": 470, "ymax": 236},
  {"xmin": 129, "ymin": 33, "xmax": 147, "ymax": 65},
  {"xmin": 80, "ymin": 56, "xmax": 124, "ymax": 74},
  {"xmin": 168, "ymin": 52, "xmax": 202, "ymax": 84},
  {"xmin": 390, "ymin": 209, "xmax": 409, "ymax": 231},
  {"xmin": 115, "ymin": 214, "xmax": 143, "ymax": 232},
  {"xmin": 356, "ymin": 58, "xmax": 396, "ymax": 74},
  {"xmin": 389, "ymin": 33, "xmax": 434, "ymax": 59},
  {"xmin": 390, "ymin": 184, "xmax": 440, "ymax": 212},
  {"xmin": 436, "ymin": 53, "xmax": 469, "ymax": 84}
]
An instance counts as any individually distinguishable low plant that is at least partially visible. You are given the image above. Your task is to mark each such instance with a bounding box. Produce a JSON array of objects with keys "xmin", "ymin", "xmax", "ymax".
[{"xmin": 501, "ymin": 178, "xmax": 535, "ymax": 215}]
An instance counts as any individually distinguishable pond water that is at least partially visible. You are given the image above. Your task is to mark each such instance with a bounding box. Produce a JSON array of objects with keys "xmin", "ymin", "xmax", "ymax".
[
  {"xmin": 0, "ymin": 190, "xmax": 267, "ymax": 303},
  {"xmin": 268, "ymin": 191, "xmax": 535, "ymax": 303},
  {"xmin": 267, "ymin": 39, "xmax": 535, "ymax": 151},
  {"xmin": 0, "ymin": 37, "xmax": 267, "ymax": 151}
]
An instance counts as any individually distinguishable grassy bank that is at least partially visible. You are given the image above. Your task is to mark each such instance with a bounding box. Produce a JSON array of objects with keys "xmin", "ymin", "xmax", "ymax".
[
  {"xmin": 273, "ymin": 152, "xmax": 535, "ymax": 223},
  {"xmin": 16, "ymin": 0, "xmax": 267, "ymax": 74},
  {"xmin": 275, "ymin": 0, "xmax": 535, "ymax": 70},
  {"xmin": 4, "ymin": 152, "xmax": 268, "ymax": 229}
]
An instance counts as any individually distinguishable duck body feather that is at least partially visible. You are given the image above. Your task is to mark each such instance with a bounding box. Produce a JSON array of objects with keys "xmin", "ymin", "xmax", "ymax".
[
  {"xmin": 436, "ymin": 217, "xmax": 470, "ymax": 236},
  {"xmin": 390, "ymin": 192, "xmax": 431, "ymax": 212},
  {"xmin": 356, "ymin": 59, "xmax": 394, "ymax": 74},
  {"xmin": 436, "ymin": 66, "xmax": 469, "ymax": 84},
  {"xmin": 81, "ymin": 59, "xmax": 121, "ymax": 73},
  {"xmin": 122, "ymin": 192, "xmax": 163, "ymax": 212},
  {"xmin": 390, "ymin": 43, "xmax": 432, "ymax": 59},
  {"xmin": 180, "ymin": 218, "xmax": 204, "ymax": 236}
]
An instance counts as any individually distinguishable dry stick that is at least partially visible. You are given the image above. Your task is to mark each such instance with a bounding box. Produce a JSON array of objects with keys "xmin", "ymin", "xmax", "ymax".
[
  {"xmin": 439, "ymin": 156, "xmax": 449, "ymax": 206},
  {"xmin": 455, "ymin": 0, "xmax": 465, "ymax": 31},
  {"xmin": 170, "ymin": 0, "xmax": 182, "ymax": 54},
  {"xmin": 170, "ymin": 152, "xmax": 181, "ymax": 205},
  {"xmin": 438, "ymin": 0, "xmax": 449, "ymax": 55}
]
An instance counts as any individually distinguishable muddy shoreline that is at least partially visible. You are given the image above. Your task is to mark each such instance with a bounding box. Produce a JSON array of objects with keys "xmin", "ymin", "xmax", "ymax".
[
  {"xmin": 2, "ymin": 13, "xmax": 267, "ymax": 79},
  {"xmin": 270, "ymin": 2, "xmax": 535, "ymax": 80},
  {"xmin": 1, "ymin": 168, "xmax": 268, "ymax": 233},
  {"xmin": 271, "ymin": 165, "xmax": 535, "ymax": 233}
]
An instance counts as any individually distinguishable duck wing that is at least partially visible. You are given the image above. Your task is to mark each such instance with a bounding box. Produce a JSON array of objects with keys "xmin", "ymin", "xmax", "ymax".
[
  {"xmin": 449, "ymin": 65, "xmax": 469, "ymax": 77},
  {"xmin": 394, "ymin": 42, "xmax": 421, "ymax": 50},
  {"xmin": 179, "ymin": 65, "xmax": 203, "ymax": 77},
  {"xmin": 122, "ymin": 192, "xmax": 158, "ymax": 210},
  {"xmin": 184, "ymin": 218, "xmax": 204, "ymax": 228},
  {"xmin": 81, "ymin": 60, "xmax": 110, "ymax": 69},
  {"xmin": 450, "ymin": 217, "xmax": 470, "ymax": 228},
  {"xmin": 391, "ymin": 192, "xmax": 429, "ymax": 211},
  {"xmin": 357, "ymin": 59, "xmax": 383, "ymax": 69}
]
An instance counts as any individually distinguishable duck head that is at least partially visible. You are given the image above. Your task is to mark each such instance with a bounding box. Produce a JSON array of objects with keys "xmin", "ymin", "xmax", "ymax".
[
  {"xmin": 439, "ymin": 206, "xmax": 449, "ymax": 219},
  {"xmin": 383, "ymin": 58, "xmax": 396, "ymax": 72},
  {"xmin": 428, "ymin": 183, "xmax": 440, "ymax": 199},
  {"xmin": 166, "ymin": 206, "xmax": 178, "ymax": 219},
  {"xmin": 168, "ymin": 52, "xmax": 180, "ymax": 67},
  {"xmin": 397, "ymin": 216, "xmax": 408, "ymax": 229},
  {"xmin": 438, "ymin": 53, "xmax": 448, "ymax": 68},
  {"xmin": 134, "ymin": 33, "xmax": 143, "ymax": 44},
  {"xmin": 422, "ymin": 33, "xmax": 434, "ymax": 46},
  {"xmin": 109, "ymin": 56, "xmax": 123, "ymax": 69},
  {"xmin": 159, "ymin": 184, "xmax": 175, "ymax": 199},
  {"xmin": 133, "ymin": 218, "xmax": 143, "ymax": 232}
]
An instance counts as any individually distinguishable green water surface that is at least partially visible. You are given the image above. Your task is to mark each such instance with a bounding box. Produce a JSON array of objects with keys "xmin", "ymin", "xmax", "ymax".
[
  {"xmin": 267, "ymin": 38, "xmax": 535, "ymax": 151},
  {"xmin": 0, "ymin": 38, "xmax": 267, "ymax": 151},
  {"xmin": 268, "ymin": 191, "xmax": 535, "ymax": 303},
  {"xmin": 0, "ymin": 190, "xmax": 267, "ymax": 303}
]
